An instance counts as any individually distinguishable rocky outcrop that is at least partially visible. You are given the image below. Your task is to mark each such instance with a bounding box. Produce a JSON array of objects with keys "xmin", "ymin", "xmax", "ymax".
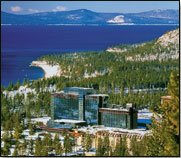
[
  {"xmin": 126, "ymin": 28, "xmax": 179, "ymax": 61},
  {"xmin": 156, "ymin": 28, "xmax": 179, "ymax": 47}
]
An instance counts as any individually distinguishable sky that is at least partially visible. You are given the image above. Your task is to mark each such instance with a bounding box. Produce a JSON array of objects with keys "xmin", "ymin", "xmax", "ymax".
[{"xmin": 1, "ymin": 1, "xmax": 179, "ymax": 14}]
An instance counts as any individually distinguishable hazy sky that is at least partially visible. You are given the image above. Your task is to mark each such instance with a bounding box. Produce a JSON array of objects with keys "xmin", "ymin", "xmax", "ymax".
[{"xmin": 1, "ymin": 1, "xmax": 179, "ymax": 14}]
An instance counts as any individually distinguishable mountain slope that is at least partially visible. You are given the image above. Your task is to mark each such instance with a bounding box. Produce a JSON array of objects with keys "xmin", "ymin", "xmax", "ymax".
[
  {"xmin": 36, "ymin": 28, "xmax": 179, "ymax": 81},
  {"xmin": 156, "ymin": 29, "xmax": 179, "ymax": 47},
  {"xmin": 107, "ymin": 28, "xmax": 179, "ymax": 61},
  {"xmin": 1, "ymin": 9, "xmax": 179, "ymax": 25}
]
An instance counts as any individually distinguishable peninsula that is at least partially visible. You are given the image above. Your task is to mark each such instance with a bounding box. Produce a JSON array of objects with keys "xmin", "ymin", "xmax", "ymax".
[{"xmin": 30, "ymin": 61, "xmax": 61, "ymax": 78}]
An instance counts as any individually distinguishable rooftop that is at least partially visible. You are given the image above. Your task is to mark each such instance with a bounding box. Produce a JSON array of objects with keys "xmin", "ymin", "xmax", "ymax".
[
  {"xmin": 54, "ymin": 119, "xmax": 86, "ymax": 124},
  {"xmin": 31, "ymin": 117, "xmax": 51, "ymax": 124},
  {"xmin": 77, "ymin": 126, "xmax": 150, "ymax": 136},
  {"xmin": 86, "ymin": 94, "xmax": 108, "ymax": 97},
  {"xmin": 99, "ymin": 107, "xmax": 129, "ymax": 112},
  {"xmin": 67, "ymin": 92, "xmax": 79, "ymax": 96},
  {"xmin": 52, "ymin": 92, "xmax": 79, "ymax": 97}
]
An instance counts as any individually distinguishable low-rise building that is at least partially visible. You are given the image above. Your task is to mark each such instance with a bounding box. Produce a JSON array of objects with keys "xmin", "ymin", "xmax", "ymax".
[
  {"xmin": 99, "ymin": 103, "xmax": 137, "ymax": 129},
  {"xmin": 76, "ymin": 126, "xmax": 150, "ymax": 151}
]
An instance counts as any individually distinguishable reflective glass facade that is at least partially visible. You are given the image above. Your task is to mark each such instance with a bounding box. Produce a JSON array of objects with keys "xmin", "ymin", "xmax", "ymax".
[
  {"xmin": 99, "ymin": 108, "xmax": 137, "ymax": 129},
  {"xmin": 51, "ymin": 87, "xmax": 95, "ymax": 121},
  {"xmin": 51, "ymin": 93, "xmax": 79, "ymax": 120},
  {"xmin": 100, "ymin": 110, "xmax": 127, "ymax": 128},
  {"xmin": 64, "ymin": 87, "xmax": 95, "ymax": 120},
  {"xmin": 50, "ymin": 87, "xmax": 137, "ymax": 129},
  {"xmin": 85, "ymin": 95, "xmax": 109, "ymax": 125}
]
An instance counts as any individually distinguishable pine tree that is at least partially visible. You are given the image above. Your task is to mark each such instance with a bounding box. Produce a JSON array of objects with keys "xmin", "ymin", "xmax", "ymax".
[
  {"xmin": 34, "ymin": 138, "xmax": 42, "ymax": 156},
  {"xmin": 84, "ymin": 133, "xmax": 92, "ymax": 152},
  {"xmin": 96, "ymin": 137, "xmax": 104, "ymax": 156},
  {"xmin": 14, "ymin": 127, "xmax": 21, "ymax": 140},
  {"xmin": 41, "ymin": 146, "xmax": 49, "ymax": 156},
  {"xmin": 43, "ymin": 133, "xmax": 52, "ymax": 152},
  {"xmin": 2, "ymin": 141, "xmax": 11, "ymax": 156},
  {"xmin": 130, "ymin": 135, "xmax": 147, "ymax": 156},
  {"xmin": 102, "ymin": 133, "xmax": 110, "ymax": 156},
  {"xmin": 29, "ymin": 139, "xmax": 34, "ymax": 155},
  {"xmin": 18, "ymin": 140, "xmax": 27, "ymax": 156},
  {"xmin": 113, "ymin": 136, "xmax": 128, "ymax": 156},
  {"xmin": 22, "ymin": 139, "xmax": 27, "ymax": 155},
  {"xmin": 167, "ymin": 72, "xmax": 179, "ymax": 136},
  {"xmin": 146, "ymin": 72, "xmax": 179, "ymax": 156},
  {"xmin": 29, "ymin": 123, "xmax": 34, "ymax": 135},
  {"xmin": 1, "ymin": 132, "xmax": 10, "ymax": 143},
  {"xmin": 64, "ymin": 134, "xmax": 73, "ymax": 155},
  {"xmin": 12, "ymin": 147, "xmax": 18, "ymax": 156},
  {"xmin": 53, "ymin": 133, "xmax": 63, "ymax": 156},
  {"xmin": 55, "ymin": 141, "xmax": 63, "ymax": 156},
  {"xmin": 13, "ymin": 118, "xmax": 22, "ymax": 140}
]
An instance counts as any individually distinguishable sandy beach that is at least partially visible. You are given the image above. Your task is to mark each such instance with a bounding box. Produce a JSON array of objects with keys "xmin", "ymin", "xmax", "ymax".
[{"xmin": 30, "ymin": 61, "xmax": 61, "ymax": 78}]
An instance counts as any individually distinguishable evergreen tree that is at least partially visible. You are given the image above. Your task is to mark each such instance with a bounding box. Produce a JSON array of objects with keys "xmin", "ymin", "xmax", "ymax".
[
  {"xmin": 29, "ymin": 123, "xmax": 34, "ymax": 135},
  {"xmin": 103, "ymin": 133, "xmax": 110, "ymax": 156},
  {"xmin": 13, "ymin": 119, "xmax": 23, "ymax": 140},
  {"xmin": 53, "ymin": 133, "xmax": 63, "ymax": 155},
  {"xmin": 167, "ymin": 72, "xmax": 179, "ymax": 136},
  {"xmin": 18, "ymin": 140, "xmax": 27, "ymax": 156},
  {"xmin": 55, "ymin": 141, "xmax": 63, "ymax": 156},
  {"xmin": 42, "ymin": 133, "xmax": 52, "ymax": 153},
  {"xmin": 34, "ymin": 138, "xmax": 42, "ymax": 156},
  {"xmin": 21, "ymin": 139, "xmax": 27, "ymax": 155},
  {"xmin": 112, "ymin": 136, "xmax": 128, "ymax": 156},
  {"xmin": 84, "ymin": 133, "xmax": 92, "ymax": 152},
  {"xmin": 12, "ymin": 147, "xmax": 18, "ymax": 156},
  {"xmin": 53, "ymin": 133, "xmax": 60, "ymax": 148},
  {"xmin": 14, "ymin": 127, "xmax": 21, "ymax": 140},
  {"xmin": 1, "ymin": 132, "xmax": 10, "ymax": 143},
  {"xmin": 146, "ymin": 72, "xmax": 179, "ymax": 156},
  {"xmin": 96, "ymin": 137, "xmax": 104, "ymax": 156},
  {"xmin": 130, "ymin": 135, "xmax": 147, "ymax": 156},
  {"xmin": 64, "ymin": 134, "xmax": 73, "ymax": 155},
  {"xmin": 2, "ymin": 141, "xmax": 11, "ymax": 156},
  {"xmin": 41, "ymin": 146, "xmax": 49, "ymax": 156},
  {"xmin": 29, "ymin": 139, "xmax": 34, "ymax": 155}
]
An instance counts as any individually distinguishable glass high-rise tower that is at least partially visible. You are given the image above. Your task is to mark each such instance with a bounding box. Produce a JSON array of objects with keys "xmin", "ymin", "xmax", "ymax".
[
  {"xmin": 85, "ymin": 94, "xmax": 109, "ymax": 125},
  {"xmin": 50, "ymin": 87, "xmax": 137, "ymax": 129},
  {"xmin": 51, "ymin": 87, "xmax": 95, "ymax": 121}
]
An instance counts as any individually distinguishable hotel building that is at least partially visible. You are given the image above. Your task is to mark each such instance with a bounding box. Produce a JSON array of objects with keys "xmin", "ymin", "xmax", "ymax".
[{"xmin": 49, "ymin": 87, "xmax": 137, "ymax": 129}]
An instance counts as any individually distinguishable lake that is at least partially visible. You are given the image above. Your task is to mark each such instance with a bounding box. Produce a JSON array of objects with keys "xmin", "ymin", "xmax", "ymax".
[{"xmin": 1, "ymin": 25, "xmax": 178, "ymax": 86}]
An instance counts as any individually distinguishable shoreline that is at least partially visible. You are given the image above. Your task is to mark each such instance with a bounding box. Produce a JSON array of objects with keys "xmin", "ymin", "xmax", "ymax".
[{"xmin": 30, "ymin": 61, "xmax": 61, "ymax": 78}]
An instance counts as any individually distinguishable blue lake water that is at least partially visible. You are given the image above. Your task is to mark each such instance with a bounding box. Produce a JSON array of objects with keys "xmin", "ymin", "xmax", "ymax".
[{"xmin": 1, "ymin": 25, "xmax": 178, "ymax": 86}]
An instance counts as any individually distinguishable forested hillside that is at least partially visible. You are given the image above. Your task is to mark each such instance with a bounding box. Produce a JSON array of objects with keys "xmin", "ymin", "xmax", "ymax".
[
  {"xmin": 29, "ymin": 28, "xmax": 179, "ymax": 110},
  {"xmin": 3, "ymin": 28, "xmax": 179, "ymax": 116}
]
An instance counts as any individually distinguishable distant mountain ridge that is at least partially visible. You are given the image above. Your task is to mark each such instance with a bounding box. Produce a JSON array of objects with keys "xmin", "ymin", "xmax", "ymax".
[{"xmin": 1, "ymin": 9, "xmax": 179, "ymax": 25}]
